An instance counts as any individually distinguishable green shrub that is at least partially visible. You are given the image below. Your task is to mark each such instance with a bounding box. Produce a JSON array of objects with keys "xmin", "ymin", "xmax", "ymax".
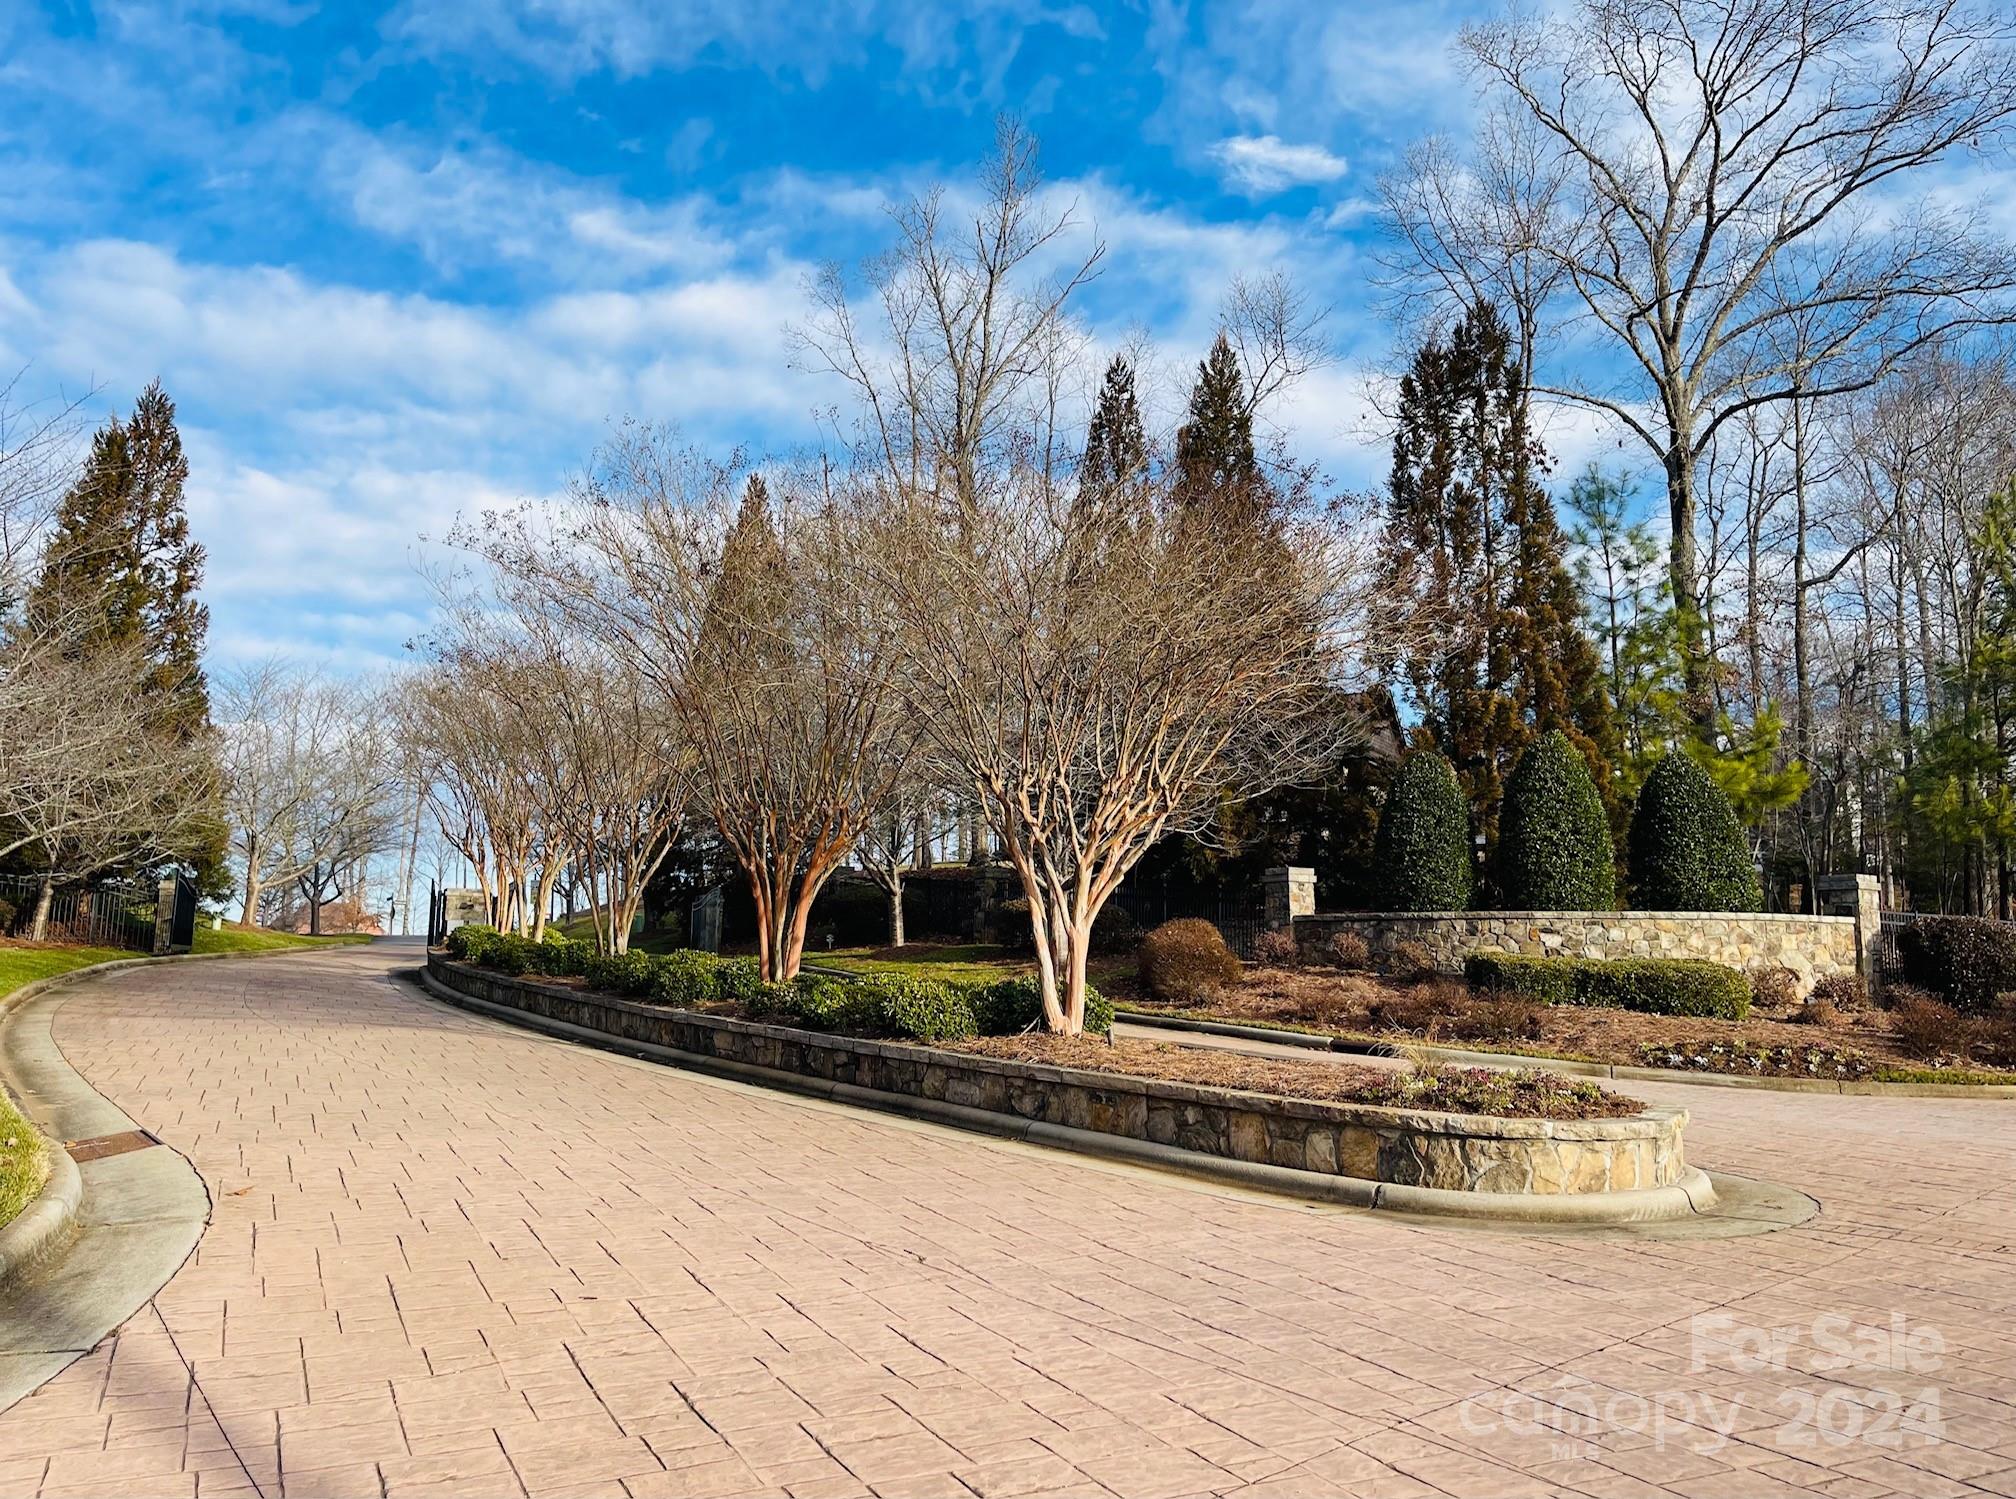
[
  {"xmin": 850, "ymin": 974, "xmax": 977, "ymax": 1042},
  {"xmin": 713, "ymin": 957, "xmax": 765, "ymax": 1004},
  {"xmin": 1627, "ymin": 752, "xmax": 1760, "ymax": 912},
  {"xmin": 1137, "ymin": 918, "xmax": 1242, "ymax": 1003},
  {"xmin": 789, "ymin": 976, "xmax": 885, "ymax": 1033},
  {"xmin": 1497, "ymin": 730, "xmax": 1616, "ymax": 910},
  {"xmin": 1896, "ymin": 916, "xmax": 2016, "ymax": 1013},
  {"xmin": 744, "ymin": 981, "xmax": 805, "ymax": 1022},
  {"xmin": 1372, "ymin": 750, "xmax": 1473, "ymax": 911},
  {"xmin": 445, "ymin": 923, "xmax": 498, "ymax": 961},
  {"xmin": 532, "ymin": 937, "xmax": 589, "ymax": 977},
  {"xmin": 583, "ymin": 948, "xmax": 660, "ymax": 996},
  {"xmin": 969, "ymin": 975, "xmax": 1114, "ymax": 1036},
  {"xmin": 1465, "ymin": 952, "xmax": 1751, "ymax": 1019},
  {"xmin": 484, "ymin": 933, "xmax": 542, "ymax": 975},
  {"xmin": 650, "ymin": 949, "xmax": 720, "ymax": 1006}
]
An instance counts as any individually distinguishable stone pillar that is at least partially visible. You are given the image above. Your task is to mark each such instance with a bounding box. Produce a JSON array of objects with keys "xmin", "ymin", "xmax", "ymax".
[
  {"xmin": 1262, "ymin": 866, "xmax": 1316, "ymax": 931},
  {"xmin": 1815, "ymin": 873, "xmax": 1882, "ymax": 983},
  {"xmin": 153, "ymin": 876, "xmax": 178, "ymax": 955}
]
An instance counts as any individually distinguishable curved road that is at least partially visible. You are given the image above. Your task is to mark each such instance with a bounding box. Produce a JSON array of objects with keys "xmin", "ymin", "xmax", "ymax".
[{"xmin": 1, "ymin": 942, "xmax": 2013, "ymax": 1498}]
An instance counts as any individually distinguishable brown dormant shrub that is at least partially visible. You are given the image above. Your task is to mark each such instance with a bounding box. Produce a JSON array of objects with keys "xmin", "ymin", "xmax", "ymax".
[
  {"xmin": 1888, "ymin": 991, "xmax": 1967, "ymax": 1061},
  {"xmin": 1809, "ymin": 973, "xmax": 1866, "ymax": 1010},
  {"xmin": 1796, "ymin": 998, "xmax": 1846, "ymax": 1028},
  {"xmin": 1442, "ymin": 995, "xmax": 1547, "ymax": 1043},
  {"xmin": 1251, "ymin": 928, "xmax": 1300, "ymax": 967},
  {"xmin": 1138, "ymin": 919, "xmax": 1243, "ymax": 1004},
  {"xmin": 1748, "ymin": 966, "xmax": 1800, "ymax": 1010},
  {"xmin": 1366, "ymin": 981, "xmax": 1465, "ymax": 1034},
  {"xmin": 1381, "ymin": 938, "xmax": 1438, "ymax": 982},
  {"xmin": 1323, "ymin": 929, "xmax": 1372, "ymax": 970}
]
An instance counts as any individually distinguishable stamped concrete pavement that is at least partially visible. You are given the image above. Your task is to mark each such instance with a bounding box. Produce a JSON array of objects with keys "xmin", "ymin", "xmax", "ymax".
[{"xmin": 0, "ymin": 941, "xmax": 2013, "ymax": 1499}]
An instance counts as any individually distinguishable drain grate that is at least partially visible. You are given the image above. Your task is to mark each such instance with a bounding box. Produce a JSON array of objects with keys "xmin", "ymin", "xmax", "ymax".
[{"xmin": 66, "ymin": 1129, "xmax": 161, "ymax": 1163}]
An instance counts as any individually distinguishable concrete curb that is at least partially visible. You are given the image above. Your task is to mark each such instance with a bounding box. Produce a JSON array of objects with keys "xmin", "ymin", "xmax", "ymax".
[
  {"xmin": 0, "ymin": 1141, "xmax": 81, "ymax": 1288},
  {"xmin": 0, "ymin": 941, "xmax": 353, "ymax": 1410},
  {"xmin": 1115, "ymin": 1008, "xmax": 2016, "ymax": 1099},
  {"xmin": 416, "ymin": 965, "xmax": 1717, "ymax": 1226}
]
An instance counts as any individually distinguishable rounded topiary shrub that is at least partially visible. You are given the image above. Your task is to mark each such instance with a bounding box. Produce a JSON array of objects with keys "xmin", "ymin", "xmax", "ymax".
[
  {"xmin": 1371, "ymin": 750, "xmax": 1473, "ymax": 911},
  {"xmin": 1497, "ymin": 730, "xmax": 1616, "ymax": 910},
  {"xmin": 1626, "ymin": 751, "xmax": 1760, "ymax": 911},
  {"xmin": 1137, "ymin": 918, "xmax": 1242, "ymax": 1003}
]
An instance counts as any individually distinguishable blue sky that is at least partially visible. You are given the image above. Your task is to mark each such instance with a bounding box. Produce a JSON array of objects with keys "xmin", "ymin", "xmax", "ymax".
[{"xmin": 0, "ymin": 0, "xmax": 1556, "ymax": 673}]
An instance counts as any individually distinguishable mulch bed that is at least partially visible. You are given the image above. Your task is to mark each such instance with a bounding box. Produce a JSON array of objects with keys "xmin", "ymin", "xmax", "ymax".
[
  {"xmin": 948, "ymin": 1034, "xmax": 1640, "ymax": 1119},
  {"xmin": 1124, "ymin": 965, "xmax": 2016, "ymax": 1080}
]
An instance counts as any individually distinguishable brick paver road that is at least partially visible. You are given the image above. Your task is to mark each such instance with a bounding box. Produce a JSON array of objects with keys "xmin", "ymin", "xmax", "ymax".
[{"xmin": 2, "ymin": 943, "xmax": 2013, "ymax": 1499}]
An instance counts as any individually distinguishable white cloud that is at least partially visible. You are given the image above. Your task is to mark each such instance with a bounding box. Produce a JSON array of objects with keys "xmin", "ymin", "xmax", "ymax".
[{"xmin": 1210, "ymin": 135, "xmax": 1350, "ymax": 195}]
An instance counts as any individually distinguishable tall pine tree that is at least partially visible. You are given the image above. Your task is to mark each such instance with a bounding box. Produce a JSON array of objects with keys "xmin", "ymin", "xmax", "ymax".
[
  {"xmin": 1174, "ymin": 333, "xmax": 1263, "ymax": 518},
  {"xmin": 1380, "ymin": 302, "xmax": 1615, "ymax": 878},
  {"xmin": 1081, "ymin": 356, "xmax": 1146, "ymax": 491},
  {"xmin": 27, "ymin": 381, "xmax": 210, "ymax": 738}
]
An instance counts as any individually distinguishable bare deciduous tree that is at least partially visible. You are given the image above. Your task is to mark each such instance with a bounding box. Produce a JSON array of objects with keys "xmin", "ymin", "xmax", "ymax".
[
  {"xmin": 864, "ymin": 464, "xmax": 1380, "ymax": 1033},
  {"xmin": 1438, "ymin": 0, "xmax": 2016, "ymax": 717}
]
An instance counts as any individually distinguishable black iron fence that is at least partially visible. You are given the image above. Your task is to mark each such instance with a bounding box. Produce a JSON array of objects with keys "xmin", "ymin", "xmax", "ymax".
[
  {"xmin": 1108, "ymin": 879, "xmax": 1268, "ymax": 959},
  {"xmin": 0, "ymin": 872, "xmax": 159, "ymax": 953}
]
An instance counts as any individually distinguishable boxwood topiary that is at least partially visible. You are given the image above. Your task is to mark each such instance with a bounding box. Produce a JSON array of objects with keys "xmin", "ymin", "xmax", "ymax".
[
  {"xmin": 445, "ymin": 923, "xmax": 498, "ymax": 962},
  {"xmin": 1497, "ymin": 730, "xmax": 1616, "ymax": 910},
  {"xmin": 1465, "ymin": 952, "xmax": 1751, "ymax": 1019},
  {"xmin": 1627, "ymin": 751, "xmax": 1760, "ymax": 912},
  {"xmin": 1372, "ymin": 750, "xmax": 1473, "ymax": 911}
]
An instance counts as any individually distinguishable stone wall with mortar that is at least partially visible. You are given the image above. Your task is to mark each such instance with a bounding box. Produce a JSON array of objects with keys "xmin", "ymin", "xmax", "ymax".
[
  {"xmin": 1294, "ymin": 910, "xmax": 1860, "ymax": 995},
  {"xmin": 430, "ymin": 955, "xmax": 1689, "ymax": 1196}
]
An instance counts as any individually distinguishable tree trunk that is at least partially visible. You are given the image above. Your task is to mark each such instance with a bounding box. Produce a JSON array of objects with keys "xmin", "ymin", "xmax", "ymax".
[
  {"xmin": 887, "ymin": 876, "xmax": 905, "ymax": 948},
  {"xmin": 29, "ymin": 876, "xmax": 54, "ymax": 943},
  {"xmin": 1664, "ymin": 435, "xmax": 1714, "ymax": 728},
  {"xmin": 241, "ymin": 854, "xmax": 263, "ymax": 934}
]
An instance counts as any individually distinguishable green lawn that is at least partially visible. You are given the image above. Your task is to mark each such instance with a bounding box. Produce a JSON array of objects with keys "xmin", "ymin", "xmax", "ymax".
[
  {"xmin": 815, "ymin": 943, "xmax": 1030, "ymax": 984},
  {"xmin": 191, "ymin": 926, "xmax": 373, "ymax": 954}
]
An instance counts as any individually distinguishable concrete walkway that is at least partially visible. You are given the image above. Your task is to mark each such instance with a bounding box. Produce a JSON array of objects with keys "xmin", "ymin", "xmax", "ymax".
[{"xmin": 0, "ymin": 942, "xmax": 2012, "ymax": 1499}]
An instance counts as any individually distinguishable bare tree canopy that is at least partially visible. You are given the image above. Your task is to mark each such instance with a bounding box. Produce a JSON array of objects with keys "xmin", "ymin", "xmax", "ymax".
[{"xmin": 1392, "ymin": 0, "xmax": 2016, "ymax": 718}]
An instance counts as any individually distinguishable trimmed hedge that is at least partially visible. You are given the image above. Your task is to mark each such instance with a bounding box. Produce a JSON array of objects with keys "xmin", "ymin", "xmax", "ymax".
[
  {"xmin": 1372, "ymin": 750, "xmax": 1473, "ymax": 911},
  {"xmin": 1498, "ymin": 730, "xmax": 1616, "ymax": 910},
  {"xmin": 1896, "ymin": 916, "xmax": 2016, "ymax": 1013},
  {"xmin": 1466, "ymin": 952, "xmax": 1752, "ymax": 1020},
  {"xmin": 1627, "ymin": 752, "xmax": 1760, "ymax": 912},
  {"xmin": 448, "ymin": 935, "xmax": 1115, "ymax": 1040}
]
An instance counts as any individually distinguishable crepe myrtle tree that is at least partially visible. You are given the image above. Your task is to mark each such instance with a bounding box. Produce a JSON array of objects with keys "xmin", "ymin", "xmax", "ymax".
[
  {"xmin": 466, "ymin": 432, "xmax": 912, "ymax": 983},
  {"xmin": 862, "ymin": 457, "xmax": 1383, "ymax": 1034}
]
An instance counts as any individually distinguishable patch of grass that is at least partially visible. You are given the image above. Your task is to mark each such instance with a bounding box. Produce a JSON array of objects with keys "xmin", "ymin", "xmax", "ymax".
[
  {"xmin": 0, "ymin": 942, "xmax": 135, "ymax": 1001},
  {"xmin": 817, "ymin": 943, "xmax": 1030, "ymax": 985},
  {"xmin": 191, "ymin": 925, "xmax": 372, "ymax": 955},
  {"xmin": 0, "ymin": 1087, "xmax": 48, "ymax": 1231}
]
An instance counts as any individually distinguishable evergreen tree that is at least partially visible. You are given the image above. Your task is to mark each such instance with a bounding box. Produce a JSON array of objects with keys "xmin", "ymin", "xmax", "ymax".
[
  {"xmin": 1174, "ymin": 332, "xmax": 1261, "ymax": 515},
  {"xmin": 1381, "ymin": 303, "xmax": 1616, "ymax": 876},
  {"xmin": 1628, "ymin": 751, "xmax": 1762, "ymax": 911},
  {"xmin": 27, "ymin": 381, "xmax": 209, "ymax": 738},
  {"xmin": 1081, "ymin": 355, "xmax": 1146, "ymax": 491},
  {"xmin": 1498, "ymin": 730, "xmax": 1617, "ymax": 909},
  {"xmin": 1372, "ymin": 750, "xmax": 1473, "ymax": 911}
]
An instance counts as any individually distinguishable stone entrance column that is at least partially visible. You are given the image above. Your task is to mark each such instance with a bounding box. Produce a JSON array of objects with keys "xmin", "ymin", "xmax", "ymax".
[
  {"xmin": 1814, "ymin": 873, "xmax": 1882, "ymax": 985},
  {"xmin": 1262, "ymin": 867, "xmax": 1316, "ymax": 931}
]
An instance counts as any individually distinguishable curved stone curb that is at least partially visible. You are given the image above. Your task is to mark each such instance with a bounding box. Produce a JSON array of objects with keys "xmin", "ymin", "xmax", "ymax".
[
  {"xmin": 1115, "ymin": 1008, "xmax": 2016, "ymax": 1099},
  {"xmin": 0, "ymin": 943, "xmax": 350, "ymax": 1411},
  {"xmin": 0, "ymin": 1141, "xmax": 81, "ymax": 1288},
  {"xmin": 415, "ymin": 965, "xmax": 1717, "ymax": 1226}
]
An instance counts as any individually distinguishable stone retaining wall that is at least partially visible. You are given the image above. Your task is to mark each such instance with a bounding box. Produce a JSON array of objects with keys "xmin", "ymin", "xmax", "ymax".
[
  {"xmin": 429, "ymin": 955, "xmax": 1690, "ymax": 1197},
  {"xmin": 1294, "ymin": 910, "xmax": 1859, "ymax": 996}
]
